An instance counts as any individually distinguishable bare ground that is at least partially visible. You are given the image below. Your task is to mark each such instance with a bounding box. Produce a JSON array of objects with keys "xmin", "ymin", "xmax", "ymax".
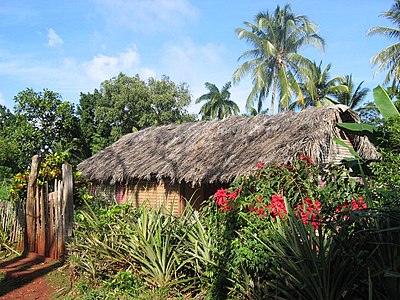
[{"xmin": 0, "ymin": 253, "xmax": 63, "ymax": 300}]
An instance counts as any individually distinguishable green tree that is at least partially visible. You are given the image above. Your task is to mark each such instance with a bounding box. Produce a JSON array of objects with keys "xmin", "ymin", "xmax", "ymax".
[
  {"xmin": 368, "ymin": 0, "xmax": 400, "ymax": 86},
  {"xmin": 293, "ymin": 62, "xmax": 345, "ymax": 110},
  {"xmin": 12, "ymin": 88, "xmax": 80, "ymax": 168},
  {"xmin": 0, "ymin": 105, "xmax": 20, "ymax": 176},
  {"xmin": 233, "ymin": 4, "xmax": 325, "ymax": 114},
  {"xmin": 77, "ymin": 90, "xmax": 102, "ymax": 158},
  {"xmin": 333, "ymin": 75, "xmax": 370, "ymax": 110},
  {"xmin": 196, "ymin": 82, "xmax": 240, "ymax": 120},
  {"xmin": 82, "ymin": 73, "xmax": 195, "ymax": 153}
]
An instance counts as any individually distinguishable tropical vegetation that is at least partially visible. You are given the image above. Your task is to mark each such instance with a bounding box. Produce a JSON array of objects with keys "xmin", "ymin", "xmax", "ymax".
[
  {"xmin": 294, "ymin": 62, "xmax": 345, "ymax": 109},
  {"xmin": 233, "ymin": 4, "xmax": 325, "ymax": 114},
  {"xmin": 368, "ymin": 0, "xmax": 400, "ymax": 86},
  {"xmin": 196, "ymin": 82, "xmax": 239, "ymax": 120},
  {"xmin": 1, "ymin": 1, "xmax": 400, "ymax": 299}
]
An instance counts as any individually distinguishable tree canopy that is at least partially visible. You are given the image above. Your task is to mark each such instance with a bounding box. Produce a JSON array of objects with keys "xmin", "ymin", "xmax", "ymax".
[{"xmin": 78, "ymin": 73, "xmax": 195, "ymax": 155}]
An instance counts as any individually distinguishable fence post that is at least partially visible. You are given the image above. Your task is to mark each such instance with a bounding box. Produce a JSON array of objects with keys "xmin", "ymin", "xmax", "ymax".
[
  {"xmin": 62, "ymin": 164, "xmax": 74, "ymax": 240},
  {"xmin": 25, "ymin": 155, "xmax": 40, "ymax": 254}
]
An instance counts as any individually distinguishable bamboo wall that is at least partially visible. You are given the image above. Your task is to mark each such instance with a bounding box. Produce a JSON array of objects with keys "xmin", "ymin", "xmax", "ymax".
[
  {"xmin": 116, "ymin": 179, "xmax": 224, "ymax": 214},
  {"xmin": 124, "ymin": 179, "xmax": 182, "ymax": 215}
]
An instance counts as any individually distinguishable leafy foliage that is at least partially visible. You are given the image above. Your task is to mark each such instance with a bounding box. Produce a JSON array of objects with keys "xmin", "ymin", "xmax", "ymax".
[
  {"xmin": 368, "ymin": 0, "xmax": 400, "ymax": 86},
  {"xmin": 369, "ymin": 116, "xmax": 400, "ymax": 204},
  {"xmin": 13, "ymin": 89, "xmax": 80, "ymax": 167},
  {"xmin": 68, "ymin": 201, "xmax": 218, "ymax": 298},
  {"xmin": 78, "ymin": 73, "xmax": 195, "ymax": 155},
  {"xmin": 196, "ymin": 82, "xmax": 239, "ymax": 120},
  {"xmin": 260, "ymin": 212, "xmax": 368, "ymax": 300},
  {"xmin": 294, "ymin": 62, "xmax": 346, "ymax": 110},
  {"xmin": 233, "ymin": 4, "xmax": 325, "ymax": 114},
  {"xmin": 201, "ymin": 157, "xmax": 366, "ymax": 299},
  {"xmin": 333, "ymin": 74, "xmax": 370, "ymax": 110}
]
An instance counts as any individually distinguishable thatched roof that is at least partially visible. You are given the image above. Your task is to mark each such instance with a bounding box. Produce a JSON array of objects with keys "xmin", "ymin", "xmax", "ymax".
[{"xmin": 78, "ymin": 105, "xmax": 380, "ymax": 185}]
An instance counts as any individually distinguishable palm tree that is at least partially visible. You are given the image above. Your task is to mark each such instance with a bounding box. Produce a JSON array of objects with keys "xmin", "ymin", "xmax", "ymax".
[
  {"xmin": 196, "ymin": 82, "xmax": 240, "ymax": 120},
  {"xmin": 368, "ymin": 0, "xmax": 400, "ymax": 86},
  {"xmin": 292, "ymin": 62, "xmax": 346, "ymax": 110},
  {"xmin": 246, "ymin": 106, "xmax": 269, "ymax": 116},
  {"xmin": 332, "ymin": 75, "xmax": 370, "ymax": 110},
  {"xmin": 233, "ymin": 4, "xmax": 325, "ymax": 115}
]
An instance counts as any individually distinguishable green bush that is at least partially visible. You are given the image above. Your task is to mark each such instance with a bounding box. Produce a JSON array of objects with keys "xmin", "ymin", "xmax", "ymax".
[
  {"xmin": 202, "ymin": 156, "xmax": 368, "ymax": 299},
  {"xmin": 369, "ymin": 117, "xmax": 400, "ymax": 205}
]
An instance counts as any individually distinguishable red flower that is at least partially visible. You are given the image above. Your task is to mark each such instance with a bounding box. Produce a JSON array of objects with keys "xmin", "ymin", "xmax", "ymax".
[
  {"xmin": 268, "ymin": 194, "xmax": 287, "ymax": 219},
  {"xmin": 297, "ymin": 197, "xmax": 321, "ymax": 229},
  {"xmin": 350, "ymin": 197, "xmax": 367, "ymax": 210},
  {"xmin": 256, "ymin": 162, "xmax": 265, "ymax": 169},
  {"xmin": 299, "ymin": 154, "xmax": 313, "ymax": 166},
  {"xmin": 214, "ymin": 188, "xmax": 238, "ymax": 212},
  {"xmin": 249, "ymin": 195, "xmax": 267, "ymax": 216},
  {"xmin": 335, "ymin": 197, "xmax": 367, "ymax": 220}
]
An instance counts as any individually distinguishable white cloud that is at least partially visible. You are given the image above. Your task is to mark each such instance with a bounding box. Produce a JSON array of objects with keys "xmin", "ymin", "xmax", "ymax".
[
  {"xmin": 93, "ymin": 0, "xmax": 198, "ymax": 32},
  {"xmin": 162, "ymin": 39, "xmax": 225, "ymax": 81},
  {"xmin": 0, "ymin": 92, "xmax": 4, "ymax": 105},
  {"xmin": 47, "ymin": 28, "xmax": 64, "ymax": 47},
  {"xmin": 84, "ymin": 47, "xmax": 146, "ymax": 82}
]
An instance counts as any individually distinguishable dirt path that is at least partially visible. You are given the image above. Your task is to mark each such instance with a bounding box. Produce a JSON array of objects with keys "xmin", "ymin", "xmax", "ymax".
[{"xmin": 0, "ymin": 253, "xmax": 62, "ymax": 300}]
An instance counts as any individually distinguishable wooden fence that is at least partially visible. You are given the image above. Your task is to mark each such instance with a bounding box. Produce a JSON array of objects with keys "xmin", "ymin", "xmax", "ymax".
[
  {"xmin": 1, "ymin": 155, "xmax": 74, "ymax": 260},
  {"xmin": 25, "ymin": 155, "xmax": 74, "ymax": 260},
  {"xmin": 0, "ymin": 199, "xmax": 25, "ymax": 252}
]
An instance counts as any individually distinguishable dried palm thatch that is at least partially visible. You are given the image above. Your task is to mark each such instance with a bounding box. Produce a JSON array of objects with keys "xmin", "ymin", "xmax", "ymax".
[{"xmin": 78, "ymin": 105, "xmax": 379, "ymax": 186}]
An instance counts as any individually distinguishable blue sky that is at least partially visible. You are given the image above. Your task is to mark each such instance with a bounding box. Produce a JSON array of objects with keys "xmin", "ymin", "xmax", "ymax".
[{"xmin": 0, "ymin": 0, "xmax": 394, "ymax": 114}]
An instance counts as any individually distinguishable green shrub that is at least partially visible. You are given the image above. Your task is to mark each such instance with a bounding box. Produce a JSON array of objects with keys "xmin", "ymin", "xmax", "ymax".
[
  {"xmin": 369, "ymin": 117, "xmax": 400, "ymax": 205},
  {"xmin": 202, "ymin": 156, "xmax": 367, "ymax": 299}
]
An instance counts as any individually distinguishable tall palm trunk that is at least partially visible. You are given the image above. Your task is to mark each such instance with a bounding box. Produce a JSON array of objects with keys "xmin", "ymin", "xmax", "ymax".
[{"xmin": 270, "ymin": 71, "xmax": 278, "ymax": 115}]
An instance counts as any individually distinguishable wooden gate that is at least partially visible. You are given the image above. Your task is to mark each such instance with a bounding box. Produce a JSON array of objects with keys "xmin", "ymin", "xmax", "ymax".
[{"xmin": 25, "ymin": 155, "xmax": 73, "ymax": 260}]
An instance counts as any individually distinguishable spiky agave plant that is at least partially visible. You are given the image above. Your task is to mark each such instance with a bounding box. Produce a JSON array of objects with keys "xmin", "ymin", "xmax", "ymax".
[
  {"xmin": 117, "ymin": 203, "xmax": 201, "ymax": 291},
  {"xmin": 257, "ymin": 209, "xmax": 367, "ymax": 300}
]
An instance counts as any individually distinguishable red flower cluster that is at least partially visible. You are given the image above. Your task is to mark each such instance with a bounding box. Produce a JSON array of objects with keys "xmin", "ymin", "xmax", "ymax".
[
  {"xmin": 335, "ymin": 197, "xmax": 367, "ymax": 220},
  {"xmin": 297, "ymin": 197, "xmax": 321, "ymax": 229},
  {"xmin": 350, "ymin": 197, "xmax": 367, "ymax": 210},
  {"xmin": 249, "ymin": 195, "xmax": 268, "ymax": 217},
  {"xmin": 267, "ymin": 194, "xmax": 287, "ymax": 219},
  {"xmin": 299, "ymin": 154, "xmax": 313, "ymax": 166},
  {"xmin": 214, "ymin": 188, "xmax": 238, "ymax": 212},
  {"xmin": 256, "ymin": 162, "xmax": 265, "ymax": 169}
]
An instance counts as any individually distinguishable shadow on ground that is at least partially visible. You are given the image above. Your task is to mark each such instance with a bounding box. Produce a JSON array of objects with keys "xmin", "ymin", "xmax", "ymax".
[{"xmin": 0, "ymin": 252, "xmax": 63, "ymax": 297}]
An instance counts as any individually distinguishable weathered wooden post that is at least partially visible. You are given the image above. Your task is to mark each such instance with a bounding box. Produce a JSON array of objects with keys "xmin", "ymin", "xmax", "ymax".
[
  {"xmin": 37, "ymin": 186, "xmax": 46, "ymax": 256},
  {"xmin": 25, "ymin": 155, "xmax": 40, "ymax": 254},
  {"xmin": 62, "ymin": 164, "xmax": 74, "ymax": 240}
]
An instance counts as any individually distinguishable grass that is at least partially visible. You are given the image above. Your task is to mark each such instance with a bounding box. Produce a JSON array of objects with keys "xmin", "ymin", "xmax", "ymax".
[{"xmin": 45, "ymin": 265, "xmax": 74, "ymax": 300}]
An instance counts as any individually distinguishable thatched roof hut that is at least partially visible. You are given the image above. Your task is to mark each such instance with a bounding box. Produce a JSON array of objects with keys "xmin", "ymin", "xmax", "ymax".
[{"xmin": 78, "ymin": 105, "xmax": 379, "ymax": 212}]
